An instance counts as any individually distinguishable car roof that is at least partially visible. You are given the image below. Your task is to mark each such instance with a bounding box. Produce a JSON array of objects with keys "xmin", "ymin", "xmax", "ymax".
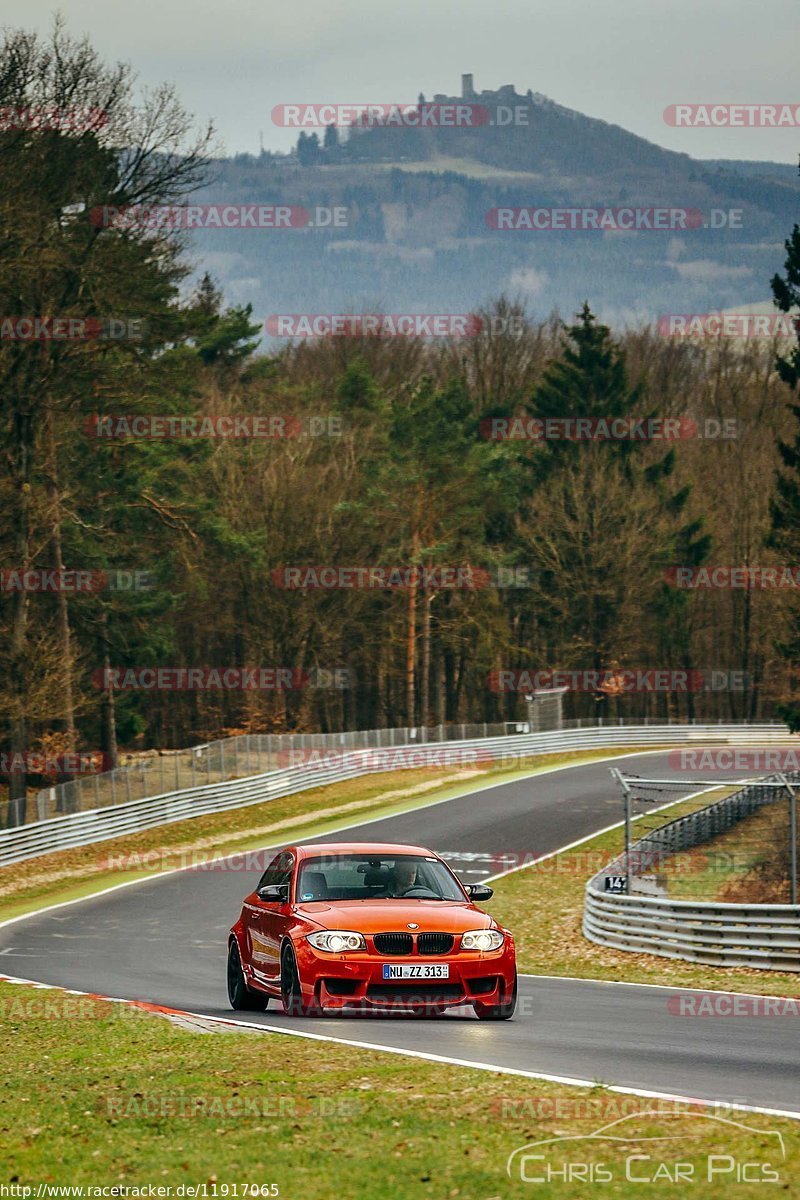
[{"xmin": 296, "ymin": 842, "xmax": 436, "ymax": 858}]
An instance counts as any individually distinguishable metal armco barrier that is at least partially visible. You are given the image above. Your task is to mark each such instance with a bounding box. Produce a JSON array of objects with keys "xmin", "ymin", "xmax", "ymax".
[
  {"xmin": 0, "ymin": 722, "xmax": 794, "ymax": 868},
  {"xmin": 584, "ymin": 771, "xmax": 800, "ymax": 971}
]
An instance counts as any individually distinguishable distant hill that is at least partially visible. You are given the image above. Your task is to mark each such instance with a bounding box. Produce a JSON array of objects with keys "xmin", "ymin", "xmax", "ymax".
[{"xmin": 185, "ymin": 77, "xmax": 800, "ymax": 335}]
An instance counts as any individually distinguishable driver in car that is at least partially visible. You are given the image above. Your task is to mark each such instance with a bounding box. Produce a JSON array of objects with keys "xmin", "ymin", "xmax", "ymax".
[{"xmin": 387, "ymin": 859, "xmax": 418, "ymax": 897}]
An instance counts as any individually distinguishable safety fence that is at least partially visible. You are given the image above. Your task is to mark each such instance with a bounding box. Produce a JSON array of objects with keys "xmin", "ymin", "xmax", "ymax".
[
  {"xmin": 10, "ymin": 716, "xmax": 795, "ymax": 827},
  {"xmin": 584, "ymin": 773, "xmax": 800, "ymax": 971},
  {"xmin": 0, "ymin": 721, "xmax": 794, "ymax": 867}
]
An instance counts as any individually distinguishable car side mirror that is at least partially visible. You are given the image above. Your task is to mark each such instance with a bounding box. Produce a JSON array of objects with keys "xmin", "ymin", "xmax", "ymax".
[
  {"xmin": 467, "ymin": 883, "xmax": 494, "ymax": 901},
  {"xmin": 257, "ymin": 884, "xmax": 288, "ymax": 904}
]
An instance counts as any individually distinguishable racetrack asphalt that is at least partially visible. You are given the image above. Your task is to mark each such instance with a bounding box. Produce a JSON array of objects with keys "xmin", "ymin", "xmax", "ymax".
[{"xmin": 2, "ymin": 748, "xmax": 798, "ymax": 1116}]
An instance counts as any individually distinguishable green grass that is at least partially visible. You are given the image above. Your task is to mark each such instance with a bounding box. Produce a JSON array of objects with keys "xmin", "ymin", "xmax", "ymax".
[
  {"xmin": 490, "ymin": 791, "xmax": 800, "ymax": 996},
  {"xmin": 0, "ymin": 980, "xmax": 796, "ymax": 1197},
  {"xmin": 666, "ymin": 801, "xmax": 792, "ymax": 903}
]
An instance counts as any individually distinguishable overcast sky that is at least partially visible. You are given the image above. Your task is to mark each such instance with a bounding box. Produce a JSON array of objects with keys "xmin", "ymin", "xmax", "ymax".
[{"xmin": 7, "ymin": 0, "xmax": 800, "ymax": 163}]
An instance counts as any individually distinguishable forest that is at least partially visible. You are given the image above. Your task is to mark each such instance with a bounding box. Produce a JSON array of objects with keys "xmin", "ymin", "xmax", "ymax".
[{"xmin": 2, "ymin": 24, "xmax": 800, "ymax": 820}]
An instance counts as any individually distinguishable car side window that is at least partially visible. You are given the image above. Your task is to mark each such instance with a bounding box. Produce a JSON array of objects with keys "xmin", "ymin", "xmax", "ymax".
[{"xmin": 257, "ymin": 851, "xmax": 294, "ymax": 892}]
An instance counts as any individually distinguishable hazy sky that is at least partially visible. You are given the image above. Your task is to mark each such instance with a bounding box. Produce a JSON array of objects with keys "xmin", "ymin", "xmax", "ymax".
[{"xmin": 7, "ymin": 0, "xmax": 800, "ymax": 163}]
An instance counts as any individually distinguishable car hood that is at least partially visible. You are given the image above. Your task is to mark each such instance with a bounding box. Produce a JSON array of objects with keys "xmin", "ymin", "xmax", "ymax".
[{"xmin": 294, "ymin": 899, "xmax": 494, "ymax": 934}]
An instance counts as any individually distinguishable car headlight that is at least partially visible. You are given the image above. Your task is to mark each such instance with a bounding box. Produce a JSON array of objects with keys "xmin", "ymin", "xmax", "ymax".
[
  {"xmin": 307, "ymin": 930, "xmax": 367, "ymax": 953},
  {"xmin": 460, "ymin": 928, "xmax": 504, "ymax": 952}
]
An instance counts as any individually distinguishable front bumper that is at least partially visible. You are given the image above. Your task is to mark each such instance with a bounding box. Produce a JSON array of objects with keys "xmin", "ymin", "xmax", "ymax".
[{"xmin": 294, "ymin": 939, "xmax": 516, "ymax": 1010}]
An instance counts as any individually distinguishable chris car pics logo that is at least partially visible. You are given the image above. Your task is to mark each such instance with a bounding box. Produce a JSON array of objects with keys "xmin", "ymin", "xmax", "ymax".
[{"xmin": 506, "ymin": 1112, "xmax": 785, "ymax": 1185}]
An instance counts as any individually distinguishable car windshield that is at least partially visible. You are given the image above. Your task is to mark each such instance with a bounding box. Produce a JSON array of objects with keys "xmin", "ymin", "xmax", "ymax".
[{"xmin": 296, "ymin": 854, "xmax": 465, "ymax": 902}]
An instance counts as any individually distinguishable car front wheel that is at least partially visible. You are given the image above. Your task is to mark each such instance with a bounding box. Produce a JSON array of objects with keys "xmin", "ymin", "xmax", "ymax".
[
  {"xmin": 227, "ymin": 939, "xmax": 268, "ymax": 1011},
  {"xmin": 281, "ymin": 944, "xmax": 322, "ymax": 1016},
  {"xmin": 474, "ymin": 972, "xmax": 517, "ymax": 1021}
]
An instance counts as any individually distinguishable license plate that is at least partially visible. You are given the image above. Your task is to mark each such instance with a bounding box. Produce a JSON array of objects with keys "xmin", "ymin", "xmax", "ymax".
[{"xmin": 381, "ymin": 963, "xmax": 450, "ymax": 980}]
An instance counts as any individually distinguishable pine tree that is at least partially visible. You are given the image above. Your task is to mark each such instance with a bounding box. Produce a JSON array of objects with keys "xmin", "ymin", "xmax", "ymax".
[{"xmin": 768, "ymin": 181, "xmax": 800, "ymax": 728}]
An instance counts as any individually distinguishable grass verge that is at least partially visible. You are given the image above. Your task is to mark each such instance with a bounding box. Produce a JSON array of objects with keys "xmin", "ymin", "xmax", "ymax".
[{"xmin": 0, "ymin": 980, "xmax": 796, "ymax": 1197}]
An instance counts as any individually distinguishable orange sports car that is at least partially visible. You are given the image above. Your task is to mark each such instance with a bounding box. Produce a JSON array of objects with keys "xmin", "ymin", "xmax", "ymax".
[{"xmin": 227, "ymin": 841, "xmax": 517, "ymax": 1018}]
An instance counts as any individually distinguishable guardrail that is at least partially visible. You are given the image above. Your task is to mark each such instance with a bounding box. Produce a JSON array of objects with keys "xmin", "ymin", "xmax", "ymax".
[
  {"xmin": 584, "ymin": 772, "xmax": 800, "ymax": 972},
  {"xmin": 19, "ymin": 715, "xmax": 790, "ymax": 827},
  {"xmin": 0, "ymin": 722, "xmax": 794, "ymax": 868}
]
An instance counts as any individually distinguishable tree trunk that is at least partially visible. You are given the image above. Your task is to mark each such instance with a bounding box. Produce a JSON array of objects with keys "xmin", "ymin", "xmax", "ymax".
[
  {"xmin": 6, "ymin": 408, "xmax": 34, "ymax": 827},
  {"xmin": 420, "ymin": 587, "xmax": 432, "ymax": 728},
  {"xmin": 405, "ymin": 526, "xmax": 420, "ymax": 726},
  {"xmin": 99, "ymin": 609, "xmax": 118, "ymax": 770}
]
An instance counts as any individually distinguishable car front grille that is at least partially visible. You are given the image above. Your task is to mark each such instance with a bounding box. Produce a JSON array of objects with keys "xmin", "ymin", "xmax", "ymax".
[
  {"xmin": 366, "ymin": 983, "xmax": 463, "ymax": 1003},
  {"xmin": 373, "ymin": 932, "xmax": 413, "ymax": 955},
  {"xmin": 417, "ymin": 932, "xmax": 455, "ymax": 955}
]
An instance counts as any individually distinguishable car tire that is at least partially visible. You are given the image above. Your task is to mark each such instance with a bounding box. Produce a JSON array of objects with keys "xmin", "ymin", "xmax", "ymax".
[
  {"xmin": 473, "ymin": 972, "xmax": 517, "ymax": 1021},
  {"xmin": 227, "ymin": 938, "xmax": 268, "ymax": 1011},
  {"xmin": 281, "ymin": 944, "xmax": 322, "ymax": 1017}
]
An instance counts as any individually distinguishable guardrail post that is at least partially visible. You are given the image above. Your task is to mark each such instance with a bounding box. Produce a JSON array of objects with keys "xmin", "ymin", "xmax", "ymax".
[
  {"xmin": 778, "ymin": 773, "xmax": 798, "ymax": 905},
  {"xmin": 609, "ymin": 767, "xmax": 632, "ymax": 892}
]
